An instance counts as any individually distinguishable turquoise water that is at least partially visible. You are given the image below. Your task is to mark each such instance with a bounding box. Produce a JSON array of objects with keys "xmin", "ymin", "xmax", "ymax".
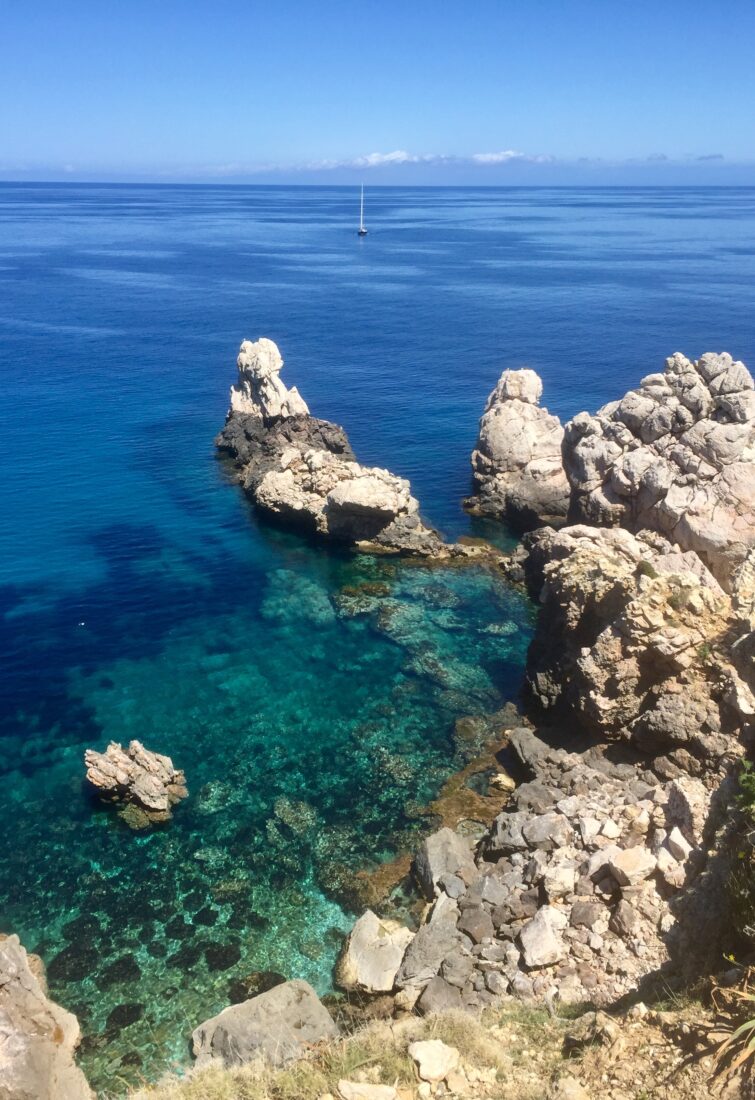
[{"xmin": 1, "ymin": 184, "xmax": 755, "ymax": 1091}]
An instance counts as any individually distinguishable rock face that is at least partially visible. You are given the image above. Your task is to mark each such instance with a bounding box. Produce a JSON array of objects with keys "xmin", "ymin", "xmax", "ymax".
[
  {"xmin": 467, "ymin": 368, "xmax": 570, "ymax": 530},
  {"xmin": 564, "ymin": 352, "xmax": 755, "ymax": 588},
  {"xmin": 192, "ymin": 979, "xmax": 339, "ymax": 1069},
  {"xmin": 230, "ymin": 337, "xmax": 310, "ymax": 419},
  {"xmin": 84, "ymin": 740, "xmax": 188, "ymax": 828},
  {"xmin": 0, "ymin": 934, "xmax": 93, "ymax": 1100},
  {"xmin": 217, "ymin": 339, "xmax": 445, "ymax": 555},
  {"xmin": 335, "ymin": 910, "xmax": 414, "ymax": 994},
  {"xmin": 523, "ymin": 524, "xmax": 752, "ymax": 772}
]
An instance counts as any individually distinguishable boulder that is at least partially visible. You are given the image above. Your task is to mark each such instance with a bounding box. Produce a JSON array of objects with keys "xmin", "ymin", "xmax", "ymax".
[
  {"xmin": 408, "ymin": 1039, "xmax": 460, "ymax": 1083},
  {"xmin": 192, "ymin": 979, "xmax": 339, "ymax": 1068},
  {"xmin": 606, "ymin": 847, "xmax": 657, "ymax": 888},
  {"xmin": 335, "ymin": 911, "xmax": 414, "ymax": 994},
  {"xmin": 563, "ymin": 351, "xmax": 755, "ymax": 588},
  {"xmin": 84, "ymin": 739, "xmax": 187, "ymax": 827},
  {"xmin": 0, "ymin": 934, "xmax": 93, "ymax": 1100},
  {"xmin": 414, "ymin": 828, "xmax": 477, "ymax": 899},
  {"xmin": 467, "ymin": 368, "xmax": 570, "ymax": 530},
  {"xmin": 519, "ymin": 907, "xmax": 566, "ymax": 968}
]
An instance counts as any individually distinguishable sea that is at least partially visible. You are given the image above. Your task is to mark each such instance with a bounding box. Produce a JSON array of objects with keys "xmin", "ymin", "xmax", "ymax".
[{"xmin": 1, "ymin": 183, "xmax": 754, "ymax": 1092}]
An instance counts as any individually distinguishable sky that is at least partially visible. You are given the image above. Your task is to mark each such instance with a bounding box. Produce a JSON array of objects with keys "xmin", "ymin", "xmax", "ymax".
[{"xmin": 2, "ymin": 0, "xmax": 755, "ymax": 184}]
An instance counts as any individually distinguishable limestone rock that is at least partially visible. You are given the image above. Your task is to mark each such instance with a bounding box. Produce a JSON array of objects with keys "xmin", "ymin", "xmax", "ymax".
[
  {"xmin": 607, "ymin": 847, "xmax": 657, "ymax": 887},
  {"xmin": 408, "ymin": 1039, "xmax": 460, "ymax": 1083},
  {"xmin": 519, "ymin": 907, "xmax": 566, "ymax": 968},
  {"xmin": 192, "ymin": 979, "xmax": 339, "ymax": 1068},
  {"xmin": 217, "ymin": 339, "xmax": 445, "ymax": 555},
  {"xmin": 335, "ymin": 911, "xmax": 414, "ymax": 994},
  {"xmin": 467, "ymin": 368, "xmax": 570, "ymax": 530},
  {"xmin": 563, "ymin": 351, "xmax": 755, "ymax": 587},
  {"xmin": 414, "ymin": 828, "xmax": 477, "ymax": 899},
  {"xmin": 338, "ymin": 1083, "xmax": 397, "ymax": 1100},
  {"xmin": 0, "ymin": 934, "xmax": 93, "ymax": 1100},
  {"xmin": 230, "ymin": 337, "xmax": 310, "ymax": 419},
  {"xmin": 524, "ymin": 524, "xmax": 735, "ymax": 766},
  {"xmin": 84, "ymin": 739, "xmax": 187, "ymax": 827}
]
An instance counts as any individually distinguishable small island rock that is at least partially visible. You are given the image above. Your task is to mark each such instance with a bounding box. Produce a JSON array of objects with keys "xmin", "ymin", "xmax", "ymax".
[
  {"xmin": 217, "ymin": 338, "xmax": 446, "ymax": 555},
  {"xmin": 84, "ymin": 739, "xmax": 187, "ymax": 828}
]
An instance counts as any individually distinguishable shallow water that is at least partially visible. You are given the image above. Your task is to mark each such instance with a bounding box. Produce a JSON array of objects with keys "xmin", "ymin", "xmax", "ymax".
[{"xmin": 1, "ymin": 184, "xmax": 755, "ymax": 1091}]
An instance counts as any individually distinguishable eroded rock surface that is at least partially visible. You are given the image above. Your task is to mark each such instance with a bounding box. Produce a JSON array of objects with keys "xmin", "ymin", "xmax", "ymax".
[
  {"xmin": 217, "ymin": 339, "xmax": 445, "ymax": 554},
  {"xmin": 335, "ymin": 910, "xmax": 414, "ymax": 994},
  {"xmin": 192, "ymin": 979, "xmax": 339, "ymax": 1069},
  {"xmin": 0, "ymin": 934, "xmax": 93, "ymax": 1100},
  {"xmin": 467, "ymin": 368, "xmax": 569, "ymax": 530},
  {"xmin": 523, "ymin": 524, "xmax": 752, "ymax": 773},
  {"xmin": 564, "ymin": 351, "xmax": 755, "ymax": 587},
  {"xmin": 84, "ymin": 739, "xmax": 188, "ymax": 828}
]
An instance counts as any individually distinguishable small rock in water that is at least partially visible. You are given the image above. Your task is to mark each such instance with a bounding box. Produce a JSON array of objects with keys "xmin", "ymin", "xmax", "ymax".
[{"xmin": 84, "ymin": 739, "xmax": 188, "ymax": 828}]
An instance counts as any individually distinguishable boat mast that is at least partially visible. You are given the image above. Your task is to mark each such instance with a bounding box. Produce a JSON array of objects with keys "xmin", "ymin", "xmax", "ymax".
[{"xmin": 360, "ymin": 184, "xmax": 365, "ymax": 231}]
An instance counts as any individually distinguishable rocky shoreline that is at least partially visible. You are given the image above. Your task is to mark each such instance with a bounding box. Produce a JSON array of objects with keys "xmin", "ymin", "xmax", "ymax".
[{"xmin": 5, "ymin": 345, "xmax": 755, "ymax": 1097}]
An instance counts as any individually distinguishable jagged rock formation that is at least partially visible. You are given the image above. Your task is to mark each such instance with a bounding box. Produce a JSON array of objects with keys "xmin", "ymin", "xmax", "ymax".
[
  {"xmin": 192, "ymin": 979, "xmax": 339, "ymax": 1069},
  {"xmin": 230, "ymin": 337, "xmax": 310, "ymax": 419},
  {"xmin": 522, "ymin": 524, "xmax": 752, "ymax": 775},
  {"xmin": 467, "ymin": 369, "xmax": 570, "ymax": 530},
  {"xmin": 0, "ymin": 934, "xmax": 93, "ymax": 1100},
  {"xmin": 564, "ymin": 351, "xmax": 755, "ymax": 588},
  {"xmin": 217, "ymin": 339, "xmax": 446, "ymax": 555},
  {"xmin": 84, "ymin": 740, "xmax": 188, "ymax": 829}
]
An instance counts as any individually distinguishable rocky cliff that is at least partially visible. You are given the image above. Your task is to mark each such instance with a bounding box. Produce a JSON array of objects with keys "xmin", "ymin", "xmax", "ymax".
[
  {"xmin": 0, "ymin": 935, "xmax": 92, "ymax": 1100},
  {"xmin": 564, "ymin": 351, "xmax": 755, "ymax": 589},
  {"xmin": 217, "ymin": 338, "xmax": 446, "ymax": 555}
]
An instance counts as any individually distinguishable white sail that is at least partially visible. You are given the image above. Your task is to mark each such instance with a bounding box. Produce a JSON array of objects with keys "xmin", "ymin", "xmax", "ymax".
[{"xmin": 360, "ymin": 184, "xmax": 365, "ymax": 231}]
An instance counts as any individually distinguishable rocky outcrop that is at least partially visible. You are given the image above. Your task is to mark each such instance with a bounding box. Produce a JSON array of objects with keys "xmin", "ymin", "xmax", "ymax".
[
  {"xmin": 564, "ymin": 351, "xmax": 755, "ymax": 588},
  {"xmin": 0, "ymin": 934, "xmax": 93, "ymax": 1100},
  {"xmin": 342, "ymin": 724, "xmax": 731, "ymax": 1014},
  {"xmin": 217, "ymin": 339, "xmax": 446, "ymax": 555},
  {"xmin": 522, "ymin": 524, "xmax": 752, "ymax": 774},
  {"xmin": 467, "ymin": 368, "xmax": 570, "ymax": 530},
  {"xmin": 84, "ymin": 740, "xmax": 188, "ymax": 829},
  {"xmin": 335, "ymin": 910, "xmax": 414, "ymax": 994},
  {"xmin": 192, "ymin": 979, "xmax": 339, "ymax": 1069}
]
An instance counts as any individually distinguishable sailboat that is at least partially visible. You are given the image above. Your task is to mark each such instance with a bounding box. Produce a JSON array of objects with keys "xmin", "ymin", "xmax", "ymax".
[{"xmin": 357, "ymin": 184, "xmax": 368, "ymax": 236}]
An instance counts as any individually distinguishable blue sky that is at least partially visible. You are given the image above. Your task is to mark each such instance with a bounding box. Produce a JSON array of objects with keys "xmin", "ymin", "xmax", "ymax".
[{"xmin": 2, "ymin": 0, "xmax": 755, "ymax": 184}]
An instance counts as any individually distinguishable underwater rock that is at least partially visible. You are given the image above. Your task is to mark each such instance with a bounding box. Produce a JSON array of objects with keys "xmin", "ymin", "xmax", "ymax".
[
  {"xmin": 335, "ymin": 909, "xmax": 414, "ymax": 994},
  {"xmin": 192, "ymin": 979, "xmax": 339, "ymax": 1068},
  {"xmin": 0, "ymin": 934, "xmax": 93, "ymax": 1100},
  {"xmin": 227, "ymin": 970, "xmax": 286, "ymax": 1005},
  {"xmin": 216, "ymin": 338, "xmax": 446, "ymax": 555},
  {"xmin": 83, "ymin": 739, "xmax": 188, "ymax": 827},
  {"xmin": 467, "ymin": 367, "xmax": 569, "ymax": 530},
  {"xmin": 564, "ymin": 351, "xmax": 755, "ymax": 588}
]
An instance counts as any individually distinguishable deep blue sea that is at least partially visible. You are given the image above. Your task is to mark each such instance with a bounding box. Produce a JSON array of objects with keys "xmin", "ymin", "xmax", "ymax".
[{"xmin": 1, "ymin": 184, "xmax": 755, "ymax": 1092}]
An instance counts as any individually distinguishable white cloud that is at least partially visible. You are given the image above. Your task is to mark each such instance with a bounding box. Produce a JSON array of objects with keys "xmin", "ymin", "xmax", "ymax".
[{"xmin": 471, "ymin": 150, "xmax": 525, "ymax": 164}]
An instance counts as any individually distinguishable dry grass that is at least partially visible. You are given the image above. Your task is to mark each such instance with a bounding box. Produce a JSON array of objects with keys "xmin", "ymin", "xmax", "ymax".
[{"xmin": 127, "ymin": 1006, "xmax": 570, "ymax": 1100}]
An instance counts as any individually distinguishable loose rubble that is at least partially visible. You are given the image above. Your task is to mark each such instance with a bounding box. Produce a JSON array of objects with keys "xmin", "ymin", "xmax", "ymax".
[{"xmin": 83, "ymin": 739, "xmax": 188, "ymax": 828}]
